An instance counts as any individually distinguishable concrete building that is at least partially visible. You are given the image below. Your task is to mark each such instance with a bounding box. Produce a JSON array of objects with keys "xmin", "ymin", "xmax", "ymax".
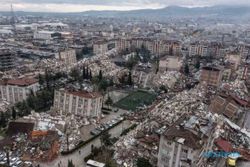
[
  {"xmin": 0, "ymin": 50, "xmax": 15, "ymax": 71},
  {"xmin": 189, "ymin": 43, "xmax": 208, "ymax": 57},
  {"xmin": 157, "ymin": 116, "xmax": 206, "ymax": 167},
  {"xmin": 33, "ymin": 31, "xmax": 54, "ymax": 40},
  {"xmin": 225, "ymin": 52, "xmax": 241, "ymax": 71},
  {"xmin": 0, "ymin": 78, "xmax": 39, "ymax": 104},
  {"xmin": 200, "ymin": 67, "xmax": 223, "ymax": 87},
  {"xmin": 93, "ymin": 42, "xmax": 108, "ymax": 55},
  {"xmin": 55, "ymin": 49, "xmax": 77, "ymax": 66},
  {"xmin": 53, "ymin": 89, "xmax": 103, "ymax": 118}
]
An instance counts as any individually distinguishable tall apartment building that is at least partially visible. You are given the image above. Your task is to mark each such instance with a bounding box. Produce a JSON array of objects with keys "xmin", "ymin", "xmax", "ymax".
[
  {"xmin": 53, "ymin": 89, "xmax": 103, "ymax": 118},
  {"xmin": 0, "ymin": 78, "xmax": 39, "ymax": 104},
  {"xmin": 189, "ymin": 43, "xmax": 208, "ymax": 57},
  {"xmin": 0, "ymin": 50, "xmax": 15, "ymax": 71},
  {"xmin": 93, "ymin": 42, "xmax": 108, "ymax": 55},
  {"xmin": 116, "ymin": 38, "xmax": 181, "ymax": 56},
  {"xmin": 199, "ymin": 67, "xmax": 223, "ymax": 87},
  {"xmin": 55, "ymin": 49, "xmax": 77, "ymax": 66}
]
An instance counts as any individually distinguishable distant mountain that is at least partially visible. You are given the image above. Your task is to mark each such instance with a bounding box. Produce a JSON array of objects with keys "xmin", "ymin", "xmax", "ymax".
[{"xmin": 1, "ymin": 5, "xmax": 250, "ymax": 21}]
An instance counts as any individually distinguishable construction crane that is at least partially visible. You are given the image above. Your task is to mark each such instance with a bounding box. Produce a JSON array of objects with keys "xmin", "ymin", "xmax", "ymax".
[{"xmin": 10, "ymin": 4, "xmax": 16, "ymax": 35}]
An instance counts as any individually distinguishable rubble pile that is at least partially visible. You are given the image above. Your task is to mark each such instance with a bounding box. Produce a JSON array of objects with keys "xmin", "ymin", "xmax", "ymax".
[
  {"xmin": 153, "ymin": 71, "xmax": 181, "ymax": 88},
  {"xmin": 222, "ymin": 79, "xmax": 249, "ymax": 101}
]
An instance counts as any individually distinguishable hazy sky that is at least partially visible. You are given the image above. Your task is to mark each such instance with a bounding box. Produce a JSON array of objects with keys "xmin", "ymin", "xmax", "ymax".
[{"xmin": 1, "ymin": 0, "xmax": 250, "ymax": 12}]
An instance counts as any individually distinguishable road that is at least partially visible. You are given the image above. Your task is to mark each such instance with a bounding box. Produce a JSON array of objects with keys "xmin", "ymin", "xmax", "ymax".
[{"xmin": 38, "ymin": 120, "xmax": 130, "ymax": 167}]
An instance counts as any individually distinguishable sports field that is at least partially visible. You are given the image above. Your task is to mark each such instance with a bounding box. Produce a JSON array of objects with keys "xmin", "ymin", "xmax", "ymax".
[{"xmin": 115, "ymin": 90, "xmax": 156, "ymax": 111}]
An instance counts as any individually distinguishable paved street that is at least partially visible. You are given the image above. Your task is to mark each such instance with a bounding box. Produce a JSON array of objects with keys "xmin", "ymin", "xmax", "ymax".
[
  {"xmin": 38, "ymin": 120, "xmax": 131, "ymax": 167},
  {"xmin": 244, "ymin": 111, "xmax": 250, "ymax": 131}
]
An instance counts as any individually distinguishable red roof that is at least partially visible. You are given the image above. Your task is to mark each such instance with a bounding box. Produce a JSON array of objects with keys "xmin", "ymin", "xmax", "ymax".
[
  {"xmin": 0, "ymin": 78, "xmax": 38, "ymax": 86},
  {"xmin": 215, "ymin": 138, "xmax": 232, "ymax": 152}
]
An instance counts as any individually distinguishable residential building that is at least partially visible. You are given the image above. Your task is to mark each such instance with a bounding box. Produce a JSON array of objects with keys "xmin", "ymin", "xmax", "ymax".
[
  {"xmin": 93, "ymin": 42, "xmax": 108, "ymax": 55},
  {"xmin": 0, "ymin": 50, "xmax": 15, "ymax": 71},
  {"xmin": 53, "ymin": 89, "xmax": 103, "ymax": 118},
  {"xmin": 157, "ymin": 115, "xmax": 211, "ymax": 167},
  {"xmin": 55, "ymin": 49, "xmax": 77, "ymax": 66},
  {"xmin": 33, "ymin": 31, "xmax": 54, "ymax": 40},
  {"xmin": 0, "ymin": 78, "xmax": 39, "ymax": 104},
  {"xmin": 200, "ymin": 67, "xmax": 223, "ymax": 87}
]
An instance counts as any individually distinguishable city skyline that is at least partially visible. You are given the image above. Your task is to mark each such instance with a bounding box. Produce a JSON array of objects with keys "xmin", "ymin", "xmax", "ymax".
[{"xmin": 1, "ymin": 0, "xmax": 250, "ymax": 12}]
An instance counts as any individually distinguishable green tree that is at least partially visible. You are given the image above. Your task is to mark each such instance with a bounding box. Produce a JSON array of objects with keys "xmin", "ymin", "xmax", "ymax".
[
  {"xmin": 98, "ymin": 70, "xmax": 103, "ymax": 81},
  {"xmin": 127, "ymin": 71, "xmax": 133, "ymax": 85},
  {"xmin": 38, "ymin": 74, "xmax": 44, "ymax": 87},
  {"xmin": 12, "ymin": 107, "xmax": 16, "ymax": 120},
  {"xmin": 105, "ymin": 96, "xmax": 113, "ymax": 109},
  {"xmin": 98, "ymin": 79, "xmax": 108, "ymax": 92},
  {"xmin": 0, "ymin": 112, "xmax": 7, "ymax": 128},
  {"xmin": 82, "ymin": 66, "xmax": 86, "ymax": 79},
  {"xmin": 195, "ymin": 58, "xmax": 200, "ymax": 69},
  {"xmin": 100, "ymin": 132, "xmax": 112, "ymax": 147},
  {"xmin": 15, "ymin": 101, "xmax": 31, "ymax": 117},
  {"xmin": 67, "ymin": 159, "xmax": 75, "ymax": 167},
  {"xmin": 136, "ymin": 158, "xmax": 152, "ymax": 167},
  {"xmin": 184, "ymin": 64, "xmax": 190, "ymax": 75},
  {"xmin": 70, "ymin": 68, "xmax": 81, "ymax": 81}
]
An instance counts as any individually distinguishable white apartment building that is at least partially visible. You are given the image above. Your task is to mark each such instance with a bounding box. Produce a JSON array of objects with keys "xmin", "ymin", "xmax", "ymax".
[
  {"xmin": 33, "ymin": 31, "xmax": 54, "ymax": 40},
  {"xmin": 0, "ymin": 78, "xmax": 39, "ymax": 104},
  {"xmin": 93, "ymin": 42, "xmax": 108, "ymax": 55},
  {"xmin": 157, "ymin": 116, "xmax": 211, "ymax": 167},
  {"xmin": 53, "ymin": 89, "xmax": 103, "ymax": 118},
  {"xmin": 55, "ymin": 49, "xmax": 77, "ymax": 66}
]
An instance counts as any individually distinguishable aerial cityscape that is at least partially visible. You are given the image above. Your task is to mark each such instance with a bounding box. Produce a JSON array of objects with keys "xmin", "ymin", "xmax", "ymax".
[{"xmin": 0, "ymin": 0, "xmax": 250, "ymax": 167}]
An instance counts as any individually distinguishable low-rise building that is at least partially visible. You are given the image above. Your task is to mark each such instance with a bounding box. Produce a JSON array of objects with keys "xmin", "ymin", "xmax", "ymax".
[{"xmin": 53, "ymin": 89, "xmax": 103, "ymax": 118}]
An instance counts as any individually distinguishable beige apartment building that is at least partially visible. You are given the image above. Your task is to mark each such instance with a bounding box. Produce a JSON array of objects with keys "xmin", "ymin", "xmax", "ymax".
[
  {"xmin": 93, "ymin": 42, "xmax": 108, "ymax": 55},
  {"xmin": 55, "ymin": 49, "xmax": 77, "ymax": 66},
  {"xmin": 0, "ymin": 77, "xmax": 39, "ymax": 104},
  {"xmin": 200, "ymin": 67, "xmax": 223, "ymax": 87},
  {"xmin": 53, "ymin": 89, "xmax": 103, "ymax": 118}
]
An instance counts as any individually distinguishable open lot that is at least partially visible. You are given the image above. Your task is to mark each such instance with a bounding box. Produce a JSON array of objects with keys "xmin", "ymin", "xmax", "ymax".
[{"xmin": 114, "ymin": 90, "xmax": 156, "ymax": 111}]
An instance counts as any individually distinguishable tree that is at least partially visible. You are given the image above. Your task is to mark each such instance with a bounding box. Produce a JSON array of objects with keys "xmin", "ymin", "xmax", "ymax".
[
  {"xmin": 100, "ymin": 132, "xmax": 112, "ymax": 147},
  {"xmin": 82, "ymin": 66, "xmax": 86, "ymax": 79},
  {"xmin": 0, "ymin": 112, "xmax": 7, "ymax": 128},
  {"xmin": 12, "ymin": 107, "xmax": 16, "ymax": 120},
  {"xmin": 70, "ymin": 68, "xmax": 81, "ymax": 81},
  {"xmin": 195, "ymin": 58, "xmax": 200, "ymax": 69},
  {"xmin": 127, "ymin": 71, "xmax": 133, "ymax": 85},
  {"xmin": 89, "ymin": 70, "xmax": 92, "ymax": 80},
  {"xmin": 38, "ymin": 74, "xmax": 44, "ymax": 87},
  {"xmin": 67, "ymin": 160, "xmax": 75, "ymax": 167},
  {"xmin": 15, "ymin": 101, "xmax": 31, "ymax": 117},
  {"xmin": 98, "ymin": 70, "xmax": 103, "ymax": 81},
  {"xmin": 105, "ymin": 96, "xmax": 113, "ymax": 109},
  {"xmin": 136, "ymin": 158, "xmax": 152, "ymax": 167},
  {"xmin": 184, "ymin": 64, "xmax": 190, "ymax": 75},
  {"xmin": 98, "ymin": 79, "xmax": 108, "ymax": 92}
]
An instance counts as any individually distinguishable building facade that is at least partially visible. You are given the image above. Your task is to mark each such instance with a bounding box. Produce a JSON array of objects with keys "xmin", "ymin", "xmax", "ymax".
[
  {"xmin": 0, "ymin": 50, "xmax": 15, "ymax": 71},
  {"xmin": 55, "ymin": 49, "xmax": 77, "ymax": 66},
  {"xmin": 93, "ymin": 42, "xmax": 108, "ymax": 55},
  {"xmin": 200, "ymin": 67, "xmax": 223, "ymax": 87},
  {"xmin": 53, "ymin": 89, "xmax": 103, "ymax": 118},
  {"xmin": 0, "ymin": 78, "xmax": 39, "ymax": 104}
]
